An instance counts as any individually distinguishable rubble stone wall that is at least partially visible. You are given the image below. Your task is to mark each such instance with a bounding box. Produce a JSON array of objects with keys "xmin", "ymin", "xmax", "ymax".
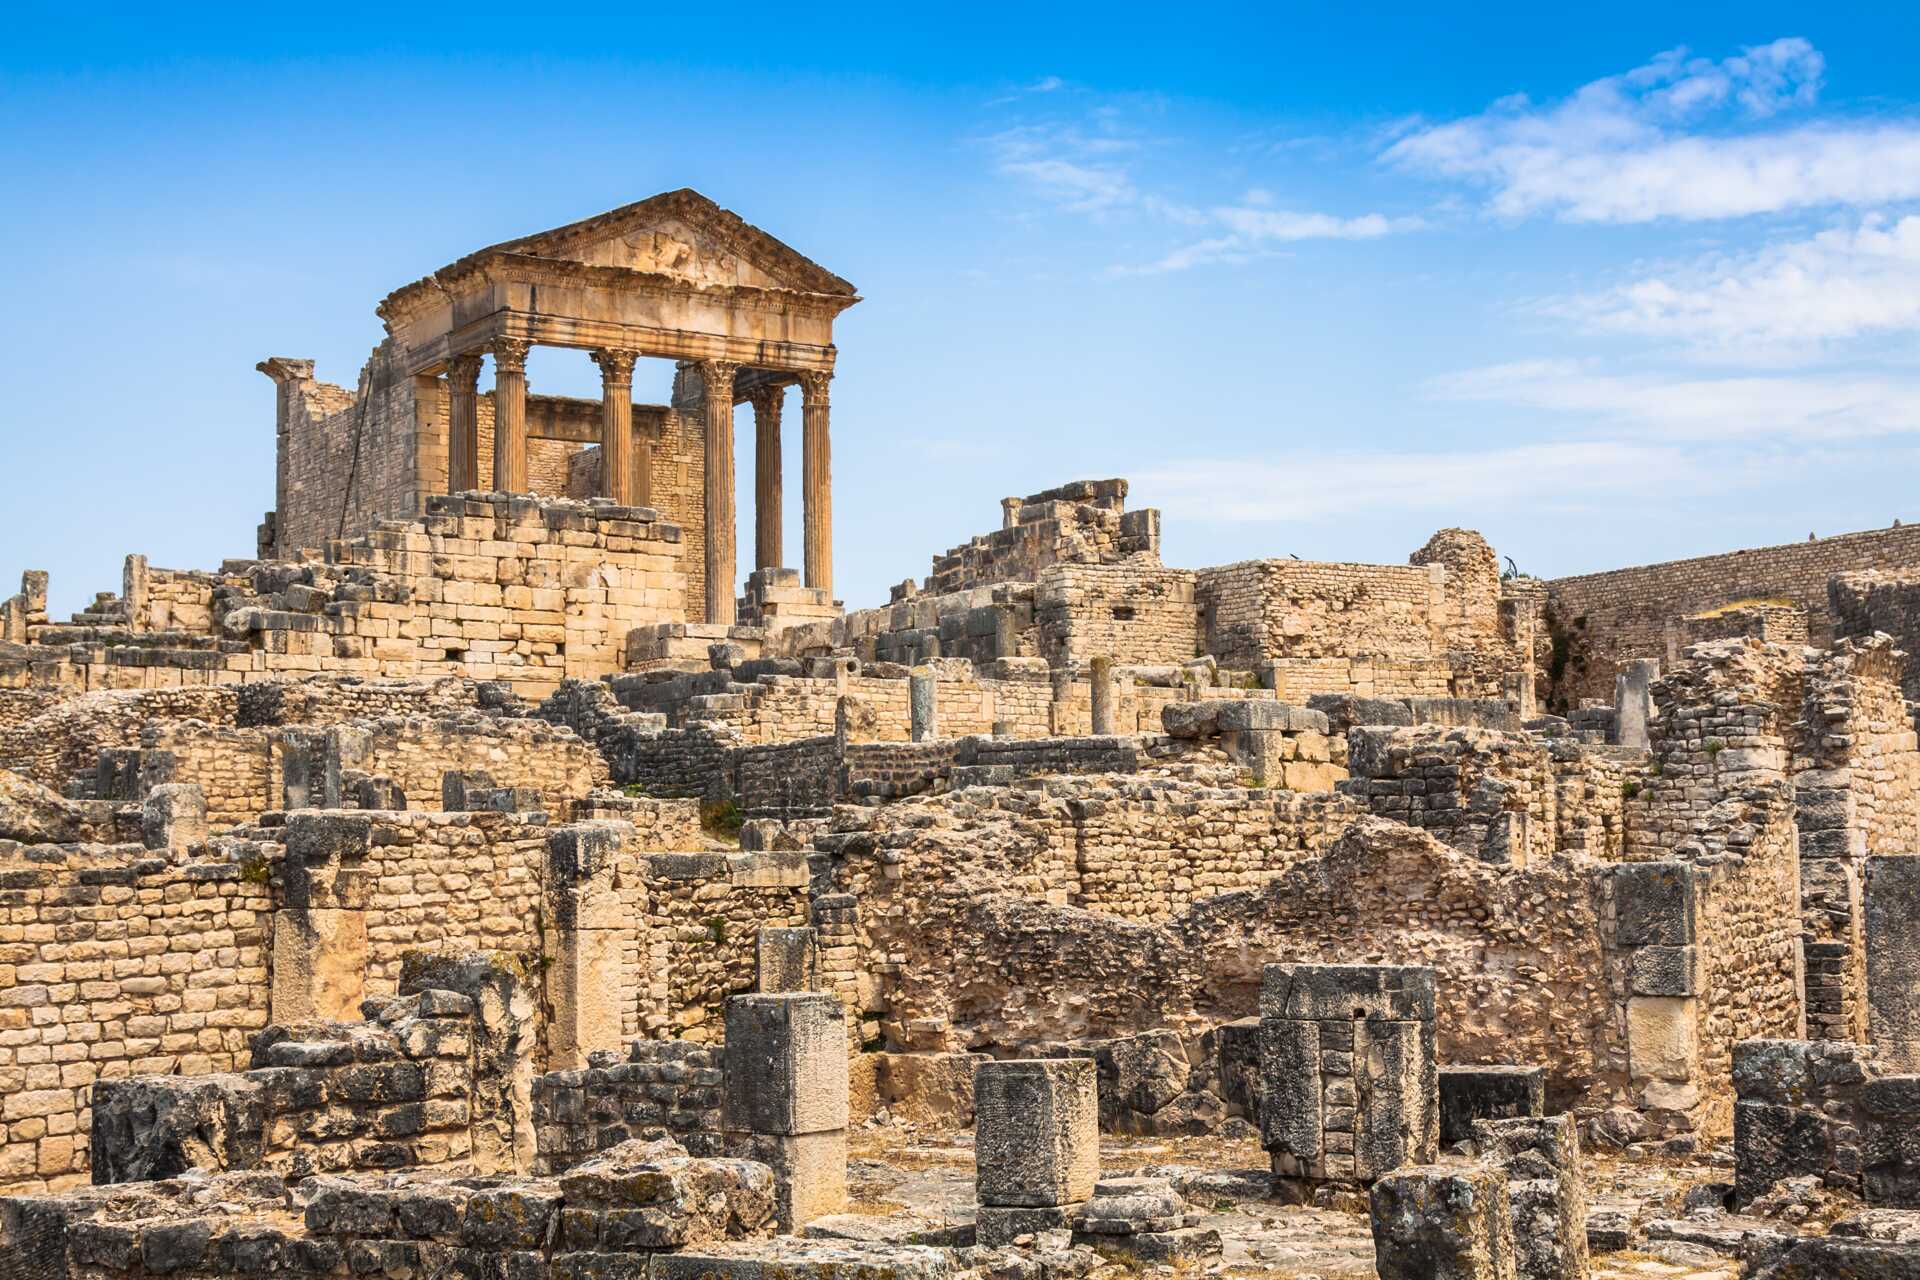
[{"xmin": 0, "ymin": 687, "xmax": 240, "ymax": 789}]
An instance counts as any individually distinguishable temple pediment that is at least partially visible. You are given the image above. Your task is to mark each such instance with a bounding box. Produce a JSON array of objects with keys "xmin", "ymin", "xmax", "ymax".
[{"xmin": 484, "ymin": 189, "xmax": 856, "ymax": 298}]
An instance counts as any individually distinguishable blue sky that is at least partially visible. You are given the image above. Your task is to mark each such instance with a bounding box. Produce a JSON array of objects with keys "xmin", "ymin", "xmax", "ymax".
[{"xmin": 6, "ymin": 3, "xmax": 1920, "ymax": 614}]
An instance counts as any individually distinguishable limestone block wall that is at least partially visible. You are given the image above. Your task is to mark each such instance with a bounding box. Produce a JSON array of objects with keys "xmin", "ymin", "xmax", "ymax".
[
  {"xmin": 0, "ymin": 847, "xmax": 271, "ymax": 1193},
  {"xmin": 139, "ymin": 723, "xmax": 276, "ymax": 829},
  {"xmin": 1033, "ymin": 561, "xmax": 1199, "ymax": 672},
  {"xmin": 347, "ymin": 715, "xmax": 608, "ymax": 818},
  {"xmin": 1197, "ymin": 559, "xmax": 1442, "ymax": 668},
  {"xmin": 234, "ymin": 675, "xmax": 484, "ymax": 727},
  {"xmin": 920, "ymin": 479, "xmax": 1158, "ymax": 596},
  {"xmin": 822, "ymin": 806, "xmax": 1625, "ymax": 1111},
  {"xmin": 609, "ymin": 664, "xmax": 1184, "ymax": 748},
  {"xmin": 1546, "ymin": 520, "xmax": 1920, "ymax": 707},
  {"xmin": 0, "ymin": 493, "xmax": 690, "ymax": 700},
  {"xmin": 1341, "ymin": 726, "xmax": 1557, "ymax": 866}
]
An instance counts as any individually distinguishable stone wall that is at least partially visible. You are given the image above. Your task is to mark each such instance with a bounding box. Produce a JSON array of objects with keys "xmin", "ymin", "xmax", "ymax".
[
  {"xmin": 1796, "ymin": 636, "xmax": 1920, "ymax": 1042},
  {"xmin": 0, "ymin": 847, "xmax": 272, "ymax": 1192},
  {"xmin": 0, "ymin": 687, "xmax": 239, "ymax": 789},
  {"xmin": 1546, "ymin": 520, "xmax": 1920, "ymax": 706},
  {"xmin": 1, "ymin": 493, "xmax": 688, "ymax": 700},
  {"xmin": 1833, "ymin": 569, "xmax": 1920, "ymax": 703},
  {"xmin": 640, "ymin": 851, "xmax": 810, "ymax": 1042},
  {"xmin": 532, "ymin": 1038, "xmax": 724, "ymax": 1170}
]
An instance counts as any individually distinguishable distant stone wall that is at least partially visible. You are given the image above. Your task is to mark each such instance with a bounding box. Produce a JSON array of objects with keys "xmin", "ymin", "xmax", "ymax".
[
  {"xmin": 1832, "ymin": 569, "xmax": 1920, "ymax": 703},
  {"xmin": 0, "ymin": 493, "xmax": 689, "ymax": 699},
  {"xmin": 1546, "ymin": 520, "xmax": 1920, "ymax": 706}
]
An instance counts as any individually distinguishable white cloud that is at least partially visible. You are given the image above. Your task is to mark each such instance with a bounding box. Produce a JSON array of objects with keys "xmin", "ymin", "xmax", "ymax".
[
  {"xmin": 1117, "ymin": 205, "xmax": 1423, "ymax": 274},
  {"xmin": 1138, "ymin": 440, "xmax": 1705, "ymax": 524},
  {"xmin": 1386, "ymin": 38, "xmax": 1920, "ymax": 222},
  {"xmin": 1552, "ymin": 215, "xmax": 1920, "ymax": 354},
  {"xmin": 1431, "ymin": 358, "xmax": 1920, "ymax": 439}
]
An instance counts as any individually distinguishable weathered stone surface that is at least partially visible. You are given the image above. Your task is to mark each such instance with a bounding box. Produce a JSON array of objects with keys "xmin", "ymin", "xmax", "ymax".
[
  {"xmin": 1440, "ymin": 1066, "xmax": 1545, "ymax": 1146},
  {"xmin": 1370, "ymin": 1163, "xmax": 1517, "ymax": 1280},
  {"xmin": 974, "ymin": 1059, "xmax": 1099, "ymax": 1208}
]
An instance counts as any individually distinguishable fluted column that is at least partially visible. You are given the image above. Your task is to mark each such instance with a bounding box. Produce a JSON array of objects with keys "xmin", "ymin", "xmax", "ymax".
[
  {"xmin": 750, "ymin": 386, "xmax": 784, "ymax": 569},
  {"xmin": 491, "ymin": 338, "xmax": 531, "ymax": 494},
  {"xmin": 446, "ymin": 353, "xmax": 483, "ymax": 493},
  {"xmin": 590, "ymin": 348, "xmax": 639, "ymax": 504},
  {"xmin": 700, "ymin": 359, "xmax": 741, "ymax": 624},
  {"xmin": 799, "ymin": 370, "xmax": 833, "ymax": 595}
]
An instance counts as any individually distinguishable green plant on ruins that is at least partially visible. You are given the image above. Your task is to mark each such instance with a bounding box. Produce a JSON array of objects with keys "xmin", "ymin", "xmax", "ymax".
[{"xmin": 700, "ymin": 797, "xmax": 743, "ymax": 842}]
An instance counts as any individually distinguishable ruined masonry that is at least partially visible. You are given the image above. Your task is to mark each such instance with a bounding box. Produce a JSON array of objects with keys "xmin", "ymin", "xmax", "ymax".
[{"xmin": 7, "ymin": 190, "xmax": 1920, "ymax": 1279}]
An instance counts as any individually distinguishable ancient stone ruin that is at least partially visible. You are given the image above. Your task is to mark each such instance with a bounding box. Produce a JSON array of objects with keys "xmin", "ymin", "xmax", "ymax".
[{"xmin": 7, "ymin": 190, "xmax": 1920, "ymax": 1279}]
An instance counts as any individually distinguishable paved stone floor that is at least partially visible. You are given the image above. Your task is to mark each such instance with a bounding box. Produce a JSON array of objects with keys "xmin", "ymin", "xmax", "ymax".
[{"xmin": 846, "ymin": 1126, "xmax": 1750, "ymax": 1279}]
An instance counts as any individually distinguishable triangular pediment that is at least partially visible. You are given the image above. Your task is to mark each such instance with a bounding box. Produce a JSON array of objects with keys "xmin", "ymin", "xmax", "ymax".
[{"xmin": 483, "ymin": 189, "xmax": 856, "ymax": 297}]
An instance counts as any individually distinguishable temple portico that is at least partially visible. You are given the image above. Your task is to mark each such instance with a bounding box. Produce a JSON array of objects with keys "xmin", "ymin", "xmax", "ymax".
[{"xmin": 262, "ymin": 189, "xmax": 856, "ymax": 626}]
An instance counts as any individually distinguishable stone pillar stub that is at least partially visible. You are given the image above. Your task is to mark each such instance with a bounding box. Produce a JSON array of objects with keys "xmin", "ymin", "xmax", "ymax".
[
  {"xmin": 909, "ymin": 668, "xmax": 938, "ymax": 742},
  {"xmin": 1613, "ymin": 659, "xmax": 1658, "ymax": 750},
  {"xmin": 545, "ymin": 822, "xmax": 635, "ymax": 1070},
  {"xmin": 974, "ymin": 1058, "xmax": 1099, "ymax": 1209},
  {"xmin": 757, "ymin": 927, "xmax": 818, "ymax": 993},
  {"xmin": 1090, "ymin": 655, "xmax": 1118, "ymax": 736},
  {"xmin": 1260, "ymin": 963, "xmax": 1438, "ymax": 1184},
  {"xmin": 724, "ymin": 993, "xmax": 849, "ymax": 1228},
  {"xmin": 273, "ymin": 812, "xmax": 373, "ymax": 1027},
  {"xmin": 141, "ymin": 783, "xmax": 207, "ymax": 857},
  {"xmin": 1866, "ymin": 855, "xmax": 1920, "ymax": 1070},
  {"xmin": 399, "ymin": 948, "xmax": 538, "ymax": 1174},
  {"xmin": 1369, "ymin": 1163, "xmax": 1516, "ymax": 1280}
]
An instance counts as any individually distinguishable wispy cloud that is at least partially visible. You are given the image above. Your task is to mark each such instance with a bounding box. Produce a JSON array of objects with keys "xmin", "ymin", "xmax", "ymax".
[
  {"xmin": 1431, "ymin": 358, "xmax": 1920, "ymax": 440},
  {"xmin": 983, "ymin": 117, "xmax": 1142, "ymax": 215},
  {"xmin": 983, "ymin": 94, "xmax": 1420, "ymax": 267},
  {"xmin": 1117, "ymin": 205, "xmax": 1423, "ymax": 274},
  {"xmin": 1139, "ymin": 440, "xmax": 1707, "ymax": 524},
  {"xmin": 1548, "ymin": 215, "xmax": 1920, "ymax": 357},
  {"xmin": 1386, "ymin": 38, "xmax": 1920, "ymax": 223}
]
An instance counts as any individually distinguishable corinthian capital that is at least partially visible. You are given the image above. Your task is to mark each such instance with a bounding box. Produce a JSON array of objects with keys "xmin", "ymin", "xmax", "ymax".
[
  {"xmin": 445, "ymin": 352, "xmax": 483, "ymax": 389},
  {"xmin": 797, "ymin": 369, "xmax": 832, "ymax": 407},
  {"xmin": 747, "ymin": 384, "xmax": 784, "ymax": 419},
  {"xmin": 698, "ymin": 359, "xmax": 740, "ymax": 406},
  {"xmin": 490, "ymin": 338, "xmax": 531, "ymax": 376},
  {"xmin": 591, "ymin": 348, "xmax": 640, "ymax": 388}
]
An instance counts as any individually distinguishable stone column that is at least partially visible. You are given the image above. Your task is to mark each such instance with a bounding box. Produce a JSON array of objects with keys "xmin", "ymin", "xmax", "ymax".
[
  {"xmin": 271, "ymin": 813, "xmax": 372, "ymax": 1025},
  {"xmin": 446, "ymin": 353, "xmax": 483, "ymax": 493},
  {"xmin": 1866, "ymin": 854, "xmax": 1920, "ymax": 1070},
  {"xmin": 491, "ymin": 338, "xmax": 530, "ymax": 494},
  {"xmin": 799, "ymin": 370, "xmax": 833, "ymax": 595},
  {"xmin": 910, "ymin": 667, "xmax": 939, "ymax": 742},
  {"xmin": 545, "ymin": 823, "xmax": 633, "ymax": 1070},
  {"xmin": 590, "ymin": 348, "xmax": 639, "ymax": 505},
  {"xmin": 1090, "ymin": 656, "xmax": 1117, "ymax": 735},
  {"xmin": 724, "ymin": 993, "xmax": 849, "ymax": 1229},
  {"xmin": 750, "ymin": 386, "xmax": 784, "ymax": 570},
  {"xmin": 700, "ymin": 359, "xmax": 740, "ymax": 624}
]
